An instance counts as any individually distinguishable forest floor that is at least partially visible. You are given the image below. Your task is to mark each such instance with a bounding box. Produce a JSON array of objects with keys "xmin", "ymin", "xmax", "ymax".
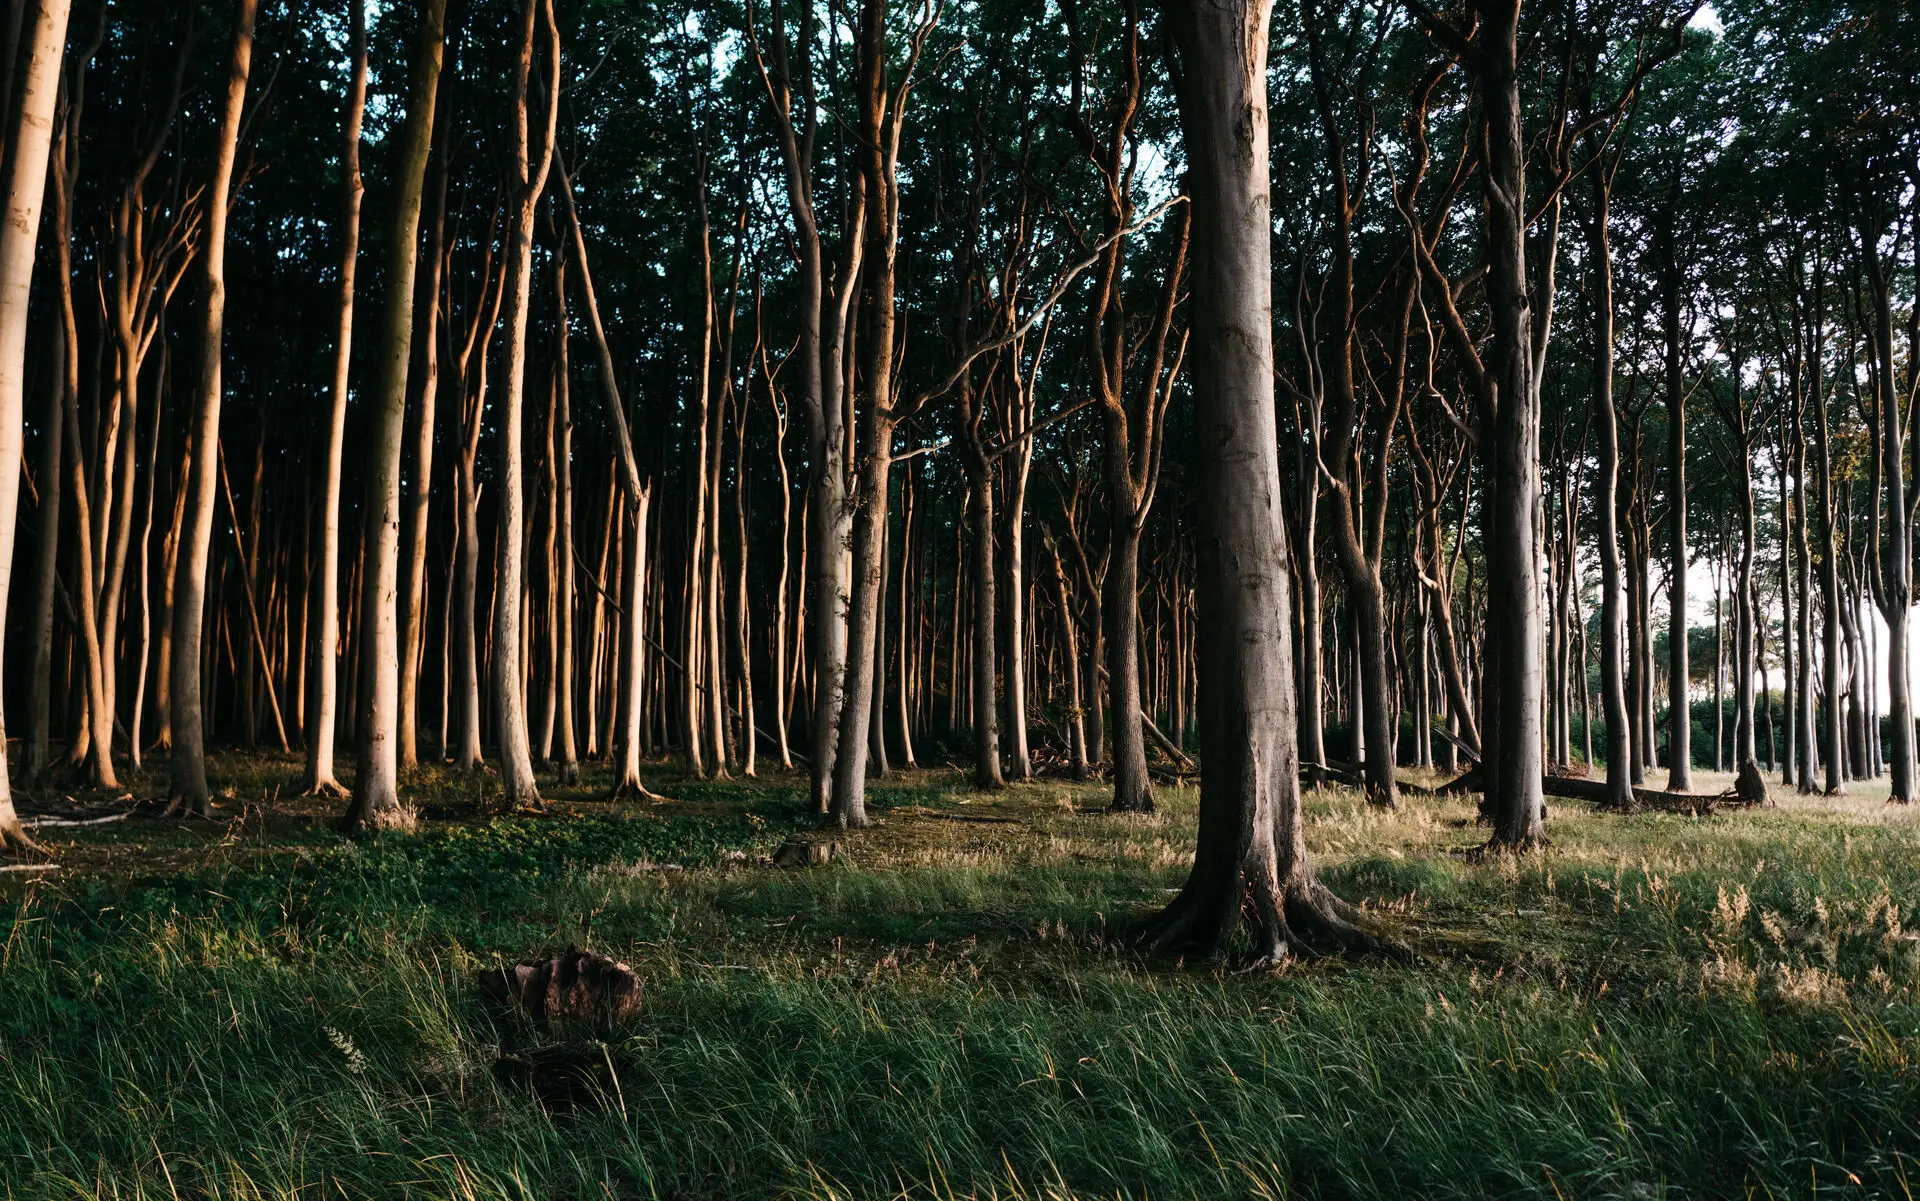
[{"xmin": 2, "ymin": 753, "xmax": 1918, "ymax": 1199}]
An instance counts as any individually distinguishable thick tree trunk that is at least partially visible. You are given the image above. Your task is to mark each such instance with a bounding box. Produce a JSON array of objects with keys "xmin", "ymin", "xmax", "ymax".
[
  {"xmin": 342, "ymin": 0, "xmax": 446, "ymax": 832},
  {"xmin": 301, "ymin": 0, "xmax": 368, "ymax": 798},
  {"xmin": 1475, "ymin": 0, "xmax": 1546, "ymax": 848},
  {"xmin": 1140, "ymin": 0, "xmax": 1372, "ymax": 960},
  {"xmin": 168, "ymin": 0, "xmax": 257, "ymax": 816}
]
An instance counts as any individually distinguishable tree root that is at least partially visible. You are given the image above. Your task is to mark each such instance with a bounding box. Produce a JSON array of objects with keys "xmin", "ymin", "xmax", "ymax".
[
  {"xmin": 0, "ymin": 820, "xmax": 50, "ymax": 860},
  {"xmin": 297, "ymin": 776, "xmax": 351, "ymax": 801},
  {"xmin": 607, "ymin": 777, "xmax": 669, "ymax": 803},
  {"xmin": 1135, "ymin": 871, "xmax": 1406, "ymax": 966},
  {"xmin": 161, "ymin": 794, "xmax": 220, "ymax": 820}
]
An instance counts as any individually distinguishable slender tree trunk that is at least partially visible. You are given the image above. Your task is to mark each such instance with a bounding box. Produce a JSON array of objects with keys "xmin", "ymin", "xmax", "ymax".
[
  {"xmin": 342, "ymin": 0, "xmax": 446, "ymax": 831},
  {"xmin": 1814, "ymin": 363, "xmax": 1845, "ymax": 793},
  {"xmin": 1004, "ymin": 440, "xmax": 1032, "ymax": 781},
  {"xmin": 558, "ymin": 157, "xmax": 656, "ymax": 799},
  {"xmin": 1662, "ymin": 242, "xmax": 1691, "ymax": 791},
  {"xmin": 168, "ymin": 0, "xmax": 257, "ymax": 816},
  {"xmin": 1794, "ymin": 402, "xmax": 1816, "ymax": 792},
  {"xmin": 301, "ymin": 0, "xmax": 368, "ymax": 798},
  {"xmin": 24, "ymin": 325, "xmax": 60, "ymax": 783},
  {"xmin": 1045, "ymin": 530, "xmax": 1089, "ymax": 778},
  {"xmin": 1867, "ymin": 250, "xmax": 1914, "ymax": 800},
  {"xmin": 398, "ymin": 113, "xmax": 449, "ymax": 773},
  {"xmin": 964, "ymin": 452, "xmax": 1003, "ymax": 789},
  {"xmin": 551, "ymin": 251, "xmax": 578, "ymax": 783},
  {"xmin": 489, "ymin": 0, "xmax": 559, "ymax": 810},
  {"xmin": 1105, "ymin": 521, "xmax": 1150, "ymax": 809}
]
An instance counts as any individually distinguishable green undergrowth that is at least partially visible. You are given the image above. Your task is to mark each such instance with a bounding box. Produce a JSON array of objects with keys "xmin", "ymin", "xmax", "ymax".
[{"xmin": 2, "ymin": 762, "xmax": 1919, "ymax": 1199}]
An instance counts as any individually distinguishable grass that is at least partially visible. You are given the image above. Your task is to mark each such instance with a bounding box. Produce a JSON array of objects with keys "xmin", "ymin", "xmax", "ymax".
[{"xmin": 2, "ymin": 755, "xmax": 1919, "ymax": 1199}]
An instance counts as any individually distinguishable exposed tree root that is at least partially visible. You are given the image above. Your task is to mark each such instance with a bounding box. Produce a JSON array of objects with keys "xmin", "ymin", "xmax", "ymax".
[
  {"xmin": 161, "ymin": 793, "xmax": 219, "ymax": 820},
  {"xmin": 1135, "ymin": 869, "xmax": 1405, "ymax": 966},
  {"xmin": 607, "ymin": 776, "xmax": 669, "ymax": 803},
  {"xmin": 0, "ymin": 820, "xmax": 50, "ymax": 860},
  {"xmin": 297, "ymin": 776, "xmax": 351, "ymax": 801}
]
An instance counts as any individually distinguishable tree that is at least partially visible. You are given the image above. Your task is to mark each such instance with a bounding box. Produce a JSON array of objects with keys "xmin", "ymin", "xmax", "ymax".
[
  {"xmin": 0, "ymin": 0, "xmax": 73, "ymax": 852},
  {"xmin": 300, "ymin": 0, "xmax": 370, "ymax": 801},
  {"xmin": 167, "ymin": 0, "xmax": 259, "ymax": 818},
  {"xmin": 489, "ymin": 0, "xmax": 561, "ymax": 812},
  {"xmin": 1141, "ymin": 0, "xmax": 1374, "ymax": 960},
  {"xmin": 343, "ymin": 0, "xmax": 449, "ymax": 832}
]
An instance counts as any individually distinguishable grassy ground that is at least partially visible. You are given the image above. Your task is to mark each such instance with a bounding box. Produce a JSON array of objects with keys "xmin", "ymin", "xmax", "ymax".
[{"xmin": 2, "ymin": 755, "xmax": 1919, "ymax": 1199}]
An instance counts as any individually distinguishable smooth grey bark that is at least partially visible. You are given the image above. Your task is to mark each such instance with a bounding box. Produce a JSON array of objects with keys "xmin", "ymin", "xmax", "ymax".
[
  {"xmin": 1140, "ymin": 0, "xmax": 1373, "ymax": 960},
  {"xmin": 748, "ymin": 0, "xmax": 857, "ymax": 813},
  {"xmin": 1585, "ymin": 179, "xmax": 1633, "ymax": 808},
  {"xmin": 343, "ymin": 0, "xmax": 446, "ymax": 832},
  {"xmin": 1658, "ymin": 212, "xmax": 1691, "ymax": 791},
  {"xmin": 489, "ymin": 0, "xmax": 560, "ymax": 810},
  {"xmin": 1863, "ymin": 233, "xmax": 1915, "ymax": 801}
]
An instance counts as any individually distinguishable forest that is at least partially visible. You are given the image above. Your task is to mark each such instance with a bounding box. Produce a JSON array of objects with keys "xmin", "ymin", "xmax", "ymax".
[{"xmin": 0, "ymin": 0, "xmax": 1915, "ymax": 1195}]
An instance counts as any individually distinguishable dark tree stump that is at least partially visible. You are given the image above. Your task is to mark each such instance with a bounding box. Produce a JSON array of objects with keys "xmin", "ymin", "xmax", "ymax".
[{"xmin": 480, "ymin": 947, "xmax": 642, "ymax": 1029}]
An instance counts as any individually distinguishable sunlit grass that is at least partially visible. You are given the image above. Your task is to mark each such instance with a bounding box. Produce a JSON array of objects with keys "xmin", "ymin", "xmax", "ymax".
[{"xmin": 1, "ymin": 752, "xmax": 1917, "ymax": 1198}]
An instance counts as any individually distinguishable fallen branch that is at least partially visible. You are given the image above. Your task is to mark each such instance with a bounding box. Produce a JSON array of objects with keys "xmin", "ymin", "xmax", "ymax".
[
  {"xmin": 22, "ymin": 811, "xmax": 131, "ymax": 829},
  {"xmin": 1140, "ymin": 713, "xmax": 1195, "ymax": 770}
]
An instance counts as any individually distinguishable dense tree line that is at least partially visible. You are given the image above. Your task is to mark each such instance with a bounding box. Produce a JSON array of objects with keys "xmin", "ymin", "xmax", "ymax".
[{"xmin": 0, "ymin": 0, "xmax": 1913, "ymax": 955}]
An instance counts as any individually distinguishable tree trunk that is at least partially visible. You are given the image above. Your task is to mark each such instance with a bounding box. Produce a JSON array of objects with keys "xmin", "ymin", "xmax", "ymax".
[
  {"xmin": 963, "ymin": 452, "xmax": 1003, "ymax": 789},
  {"xmin": 489, "ymin": 0, "xmax": 559, "ymax": 810},
  {"xmin": 1140, "ymin": 0, "xmax": 1373, "ymax": 960},
  {"xmin": 342, "ymin": 0, "xmax": 446, "ymax": 831},
  {"xmin": 1866, "ymin": 246, "xmax": 1915, "ymax": 800},
  {"xmin": 301, "ymin": 0, "xmax": 368, "ymax": 798},
  {"xmin": 551, "ymin": 252, "xmax": 578, "ymax": 783},
  {"xmin": 1661, "ymin": 226, "xmax": 1691, "ymax": 791},
  {"xmin": 398, "ymin": 109, "xmax": 450, "ymax": 773},
  {"xmin": 1004, "ymin": 436, "xmax": 1032, "ymax": 782},
  {"xmin": 168, "ymin": 0, "xmax": 257, "ymax": 816},
  {"xmin": 24, "ymin": 324, "xmax": 60, "ymax": 783},
  {"xmin": 1475, "ymin": 0, "xmax": 1546, "ymax": 847},
  {"xmin": 1813, "ymin": 374, "xmax": 1845, "ymax": 793}
]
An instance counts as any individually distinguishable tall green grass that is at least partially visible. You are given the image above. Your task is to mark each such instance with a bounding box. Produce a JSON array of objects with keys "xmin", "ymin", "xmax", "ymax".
[{"xmin": 2, "ymin": 771, "xmax": 1918, "ymax": 1199}]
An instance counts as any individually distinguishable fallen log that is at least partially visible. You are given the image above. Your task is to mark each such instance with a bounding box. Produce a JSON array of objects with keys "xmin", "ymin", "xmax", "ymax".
[{"xmin": 1541, "ymin": 775, "xmax": 1717, "ymax": 815}]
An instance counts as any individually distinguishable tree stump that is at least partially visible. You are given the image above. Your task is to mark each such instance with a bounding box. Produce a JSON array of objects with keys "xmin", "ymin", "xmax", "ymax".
[
  {"xmin": 773, "ymin": 835, "xmax": 840, "ymax": 867},
  {"xmin": 480, "ymin": 947, "xmax": 642, "ymax": 1029},
  {"xmin": 1730, "ymin": 758, "xmax": 1770, "ymax": 807}
]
